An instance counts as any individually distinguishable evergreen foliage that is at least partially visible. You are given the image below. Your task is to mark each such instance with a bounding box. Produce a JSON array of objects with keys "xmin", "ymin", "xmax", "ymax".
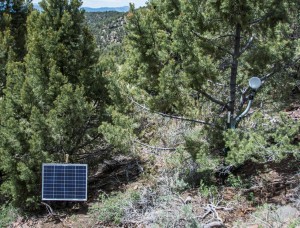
[
  {"xmin": 0, "ymin": 0, "xmax": 31, "ymax": 96},
  {"xmin": 224, "ymin": 112, "xmax": 300, "ymax": 165},
  {"xmin": 0, "ymin": 0, "xmax": 109, "ymax": 209},
  {"xmin": 0, "ymin": 26, "xmax": 13, "ymax": 97},
  {"xmin": 0, "ymin": 0, "xmax": 31, "ymax": 59},
  {"xmin": 117, "ymin": 0, "xmax": 299, "ymax": 170}
]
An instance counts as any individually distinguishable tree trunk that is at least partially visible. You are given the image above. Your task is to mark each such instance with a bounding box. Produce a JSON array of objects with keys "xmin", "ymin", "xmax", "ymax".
[{"xmin": 228, "ymin": 23, "xmax": 241, "ymax": 128}]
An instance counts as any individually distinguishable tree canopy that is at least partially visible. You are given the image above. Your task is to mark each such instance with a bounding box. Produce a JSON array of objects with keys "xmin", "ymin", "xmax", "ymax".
[
  {"xmin": 115, "ymin": 0, "xmax": 299, "ymax": 169},
  {"xmin": 0, "ymin": 0, "xmax": 110, "ymax": 209}
]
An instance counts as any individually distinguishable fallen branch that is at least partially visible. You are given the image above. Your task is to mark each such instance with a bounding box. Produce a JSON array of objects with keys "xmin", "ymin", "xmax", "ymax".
[
  {"xmin": 200, "ymin": 202, "xmax": 234, "ymax": 227},
  {"xmin": 41, "ymin": 202, "xmax": 55, "ymax": 215},
  {"xmin": 41, "ymin": 202, "xmax": 62, "ymax": 222}
]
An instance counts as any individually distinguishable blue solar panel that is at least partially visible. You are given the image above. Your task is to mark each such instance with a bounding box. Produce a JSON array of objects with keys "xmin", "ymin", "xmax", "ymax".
[{"xmin": 42, "ymin": 164, "xmax": 87, "ymax": 201}]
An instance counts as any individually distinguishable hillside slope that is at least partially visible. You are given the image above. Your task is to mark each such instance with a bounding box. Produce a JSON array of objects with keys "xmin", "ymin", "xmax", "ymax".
[{"xmin": 85, "ymin": 12, "xmax": 126, "ymax": 50}]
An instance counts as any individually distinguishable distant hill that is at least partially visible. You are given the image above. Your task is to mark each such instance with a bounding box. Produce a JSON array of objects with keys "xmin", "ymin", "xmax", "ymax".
[
  {"xmin": 33, "ymin": 3, "xmax": 129, "ymax": 12},
  {"xmin": 85, "ymin": 12, "xmax": 126, "ymax": 50},
  {"xmin": 83, "ymin": 6, "xmax": 129, "ymax": 12}
]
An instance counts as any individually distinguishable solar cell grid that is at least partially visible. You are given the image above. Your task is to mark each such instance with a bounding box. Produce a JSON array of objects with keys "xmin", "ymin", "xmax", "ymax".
[{"xmin": 42, "ymin": 163, "xmax": 87, "ymax": 201}]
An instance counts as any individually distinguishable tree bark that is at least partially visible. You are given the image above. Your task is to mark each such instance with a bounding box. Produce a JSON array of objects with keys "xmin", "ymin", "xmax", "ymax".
[{"xmin": 228, "ymin": 23, "xmax": 241, "ymax": 128}]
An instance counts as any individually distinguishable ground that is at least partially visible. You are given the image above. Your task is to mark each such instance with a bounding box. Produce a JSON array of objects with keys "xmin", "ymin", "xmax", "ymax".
[
  {"xmin": 7, "ymin": 106, "xmax": 300, "ymax": 227},
  {"xmin": 10, "ymin": 154, "xmax": 300, "ymax": 228}
]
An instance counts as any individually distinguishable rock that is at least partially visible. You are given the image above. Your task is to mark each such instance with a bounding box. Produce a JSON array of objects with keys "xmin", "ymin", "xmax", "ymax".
[
  {"xmin": 184, "ymin": 196, "xmax": 192, "ymax": 204},
  {"xmin": 274, "ymin": 205, "xmax": 299, "ymax": 223}
]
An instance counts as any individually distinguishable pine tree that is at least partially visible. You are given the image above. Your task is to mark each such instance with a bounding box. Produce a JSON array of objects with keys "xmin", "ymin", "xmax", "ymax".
[
  {"xmin": 120, "ymin": 0, "xmax": 299, "ymax": 169},
  {"xmin": 0, "ymin": 0, "xmax": 109, "ymax": 209}
]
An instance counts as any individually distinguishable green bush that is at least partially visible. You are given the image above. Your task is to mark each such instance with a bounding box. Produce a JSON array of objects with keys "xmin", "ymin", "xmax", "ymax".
[
  {"xmin": 225, "ymin": 112, "xmax": 300, "ymax": 166},
  {"xmin": 184, "ymin": 125, "xmax": 225, "ymax": 172},
  {"xmin": 199, "ymin": 180, "xmax": 218, "ymax": 198},
  {"xmin": 226, "ymin": 174, "xmax": 244, "ymax": 189},
  {"xmin": 91, "ymin": 190, "xmax": 140, "ymax": 225},
  {"xmin": 0, "ymin": 203, "xmax": 19, "ymax": 228}
]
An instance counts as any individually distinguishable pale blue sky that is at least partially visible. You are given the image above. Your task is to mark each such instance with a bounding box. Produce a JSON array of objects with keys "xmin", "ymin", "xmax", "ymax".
[{"xmin": 32, "ymin": 0, "xmax": 147, "ymax": 8}]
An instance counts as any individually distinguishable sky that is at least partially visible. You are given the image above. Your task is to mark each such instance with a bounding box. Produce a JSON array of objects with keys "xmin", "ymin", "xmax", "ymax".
[{"xmin": 32, "ymin": 0, "xmax": 147, "ymax": 8}]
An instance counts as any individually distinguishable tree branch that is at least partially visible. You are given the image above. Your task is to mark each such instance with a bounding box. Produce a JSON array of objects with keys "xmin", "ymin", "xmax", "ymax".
[
  {"xmin": 261, "ymin": 57, "xmax": 300, "ymax": 81},
  {"xmin": 237, "ymin": 56, "xmax": 299, "ymax": 117},
  {"xmin": 197, "ymin": 88, "xmax": 228, "ymax": 108},
  {"xmin": 130, "ymin": 97, "xmax": 221, "ymax": 128},
  {"xmin": 249, "ymin": 13, "xmax": 272, "ymax": 25},
  {"xmin": 239, "ymin": 36, "xmax": 254, "ymax": 57},
  {"xmin": 191, "ymin": 30, "xmax": 233, "ymax": 56}
]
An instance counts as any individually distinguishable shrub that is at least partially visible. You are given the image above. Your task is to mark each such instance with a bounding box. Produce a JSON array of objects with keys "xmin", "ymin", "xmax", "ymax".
[
  {"xmin": 91, "ymin": 190, "xmax": 140, "ymax": 225},
  {"xmin": 225, "ymin": 112, "xmax": 300, "ymax": 166},
  {"xmin": 0, "ymin": 203, "xmax": 19, "ymax": 227}
]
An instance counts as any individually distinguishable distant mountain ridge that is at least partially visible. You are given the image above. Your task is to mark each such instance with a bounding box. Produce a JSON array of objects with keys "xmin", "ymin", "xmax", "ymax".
[
  {"xmin": 83, "ymin": 6, "xmax": 129, "ymax": 12},
  {"xmin": 33, "ymin": 4, "xmax": 129, "ymax": 12}
]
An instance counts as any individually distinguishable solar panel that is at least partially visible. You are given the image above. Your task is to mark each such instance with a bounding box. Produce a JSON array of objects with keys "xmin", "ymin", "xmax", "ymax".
[{"xmin": 42, "ymin": 163, "xmax": 88, "ymax": 201}]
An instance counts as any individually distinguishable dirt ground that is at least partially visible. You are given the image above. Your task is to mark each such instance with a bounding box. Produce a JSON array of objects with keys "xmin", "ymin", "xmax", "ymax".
[{"xmin": 11, "ymin": 156, "xmax": 299, "ymax": 228}]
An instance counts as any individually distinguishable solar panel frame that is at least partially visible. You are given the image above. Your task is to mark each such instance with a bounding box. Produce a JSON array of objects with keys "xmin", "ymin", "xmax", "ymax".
[{"xmin": 42, "ymin": 163, "xmax": 88, "ymax": 201}]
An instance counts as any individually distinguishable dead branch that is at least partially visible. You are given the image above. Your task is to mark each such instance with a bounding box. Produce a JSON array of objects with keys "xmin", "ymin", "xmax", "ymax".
[
  {"xmin": 41, "ymin": 202, "xmax": 63, "ymax": 222},
  {"xmin": 41, "ymin": 202, "xmax": 54, "ymax": 215},
  {"xmin": 201, "ymin": 202, "xmax": 234, "ymax": 227}
]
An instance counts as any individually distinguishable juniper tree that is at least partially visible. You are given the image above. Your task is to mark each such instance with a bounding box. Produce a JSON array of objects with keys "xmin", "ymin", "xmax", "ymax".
[
  {"xmin": 0, "ymin": 0, "xmax": 31, "ymax": 59},
  {"xmin": 0, "ymin": 23, "xmax": 13, "ymax": 96},
  {"xmin": 0, "ymin": 0, "xmax": 31, "ymax": 96},
  {"xmin": 0, "ymin": 0, "xmax": 109, "ymax": 209},
  {"xmin": 115, "ymin": 0, "xmax": 299, "ymax": 170}
]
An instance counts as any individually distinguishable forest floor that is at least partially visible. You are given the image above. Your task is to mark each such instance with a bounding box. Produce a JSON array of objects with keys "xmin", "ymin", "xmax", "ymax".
[
  {"xmin": 8, "ymin": 107, "xmax": 300, "ymax": 227},
  {"xmin": 10, "ymin": 154, "xmax": 300, "ymax": 228}
]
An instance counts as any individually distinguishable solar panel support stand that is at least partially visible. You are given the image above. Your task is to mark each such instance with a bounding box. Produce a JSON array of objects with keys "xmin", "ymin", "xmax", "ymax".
[{"xmin": 65, "ymin": 154, "xmax": 69, "ymax": 163}]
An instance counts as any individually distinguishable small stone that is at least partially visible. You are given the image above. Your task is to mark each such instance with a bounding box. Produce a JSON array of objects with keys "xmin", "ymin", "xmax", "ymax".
[{"xmin": 185, "ymin": 196, "xmax": 192, "ymax": 204}]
